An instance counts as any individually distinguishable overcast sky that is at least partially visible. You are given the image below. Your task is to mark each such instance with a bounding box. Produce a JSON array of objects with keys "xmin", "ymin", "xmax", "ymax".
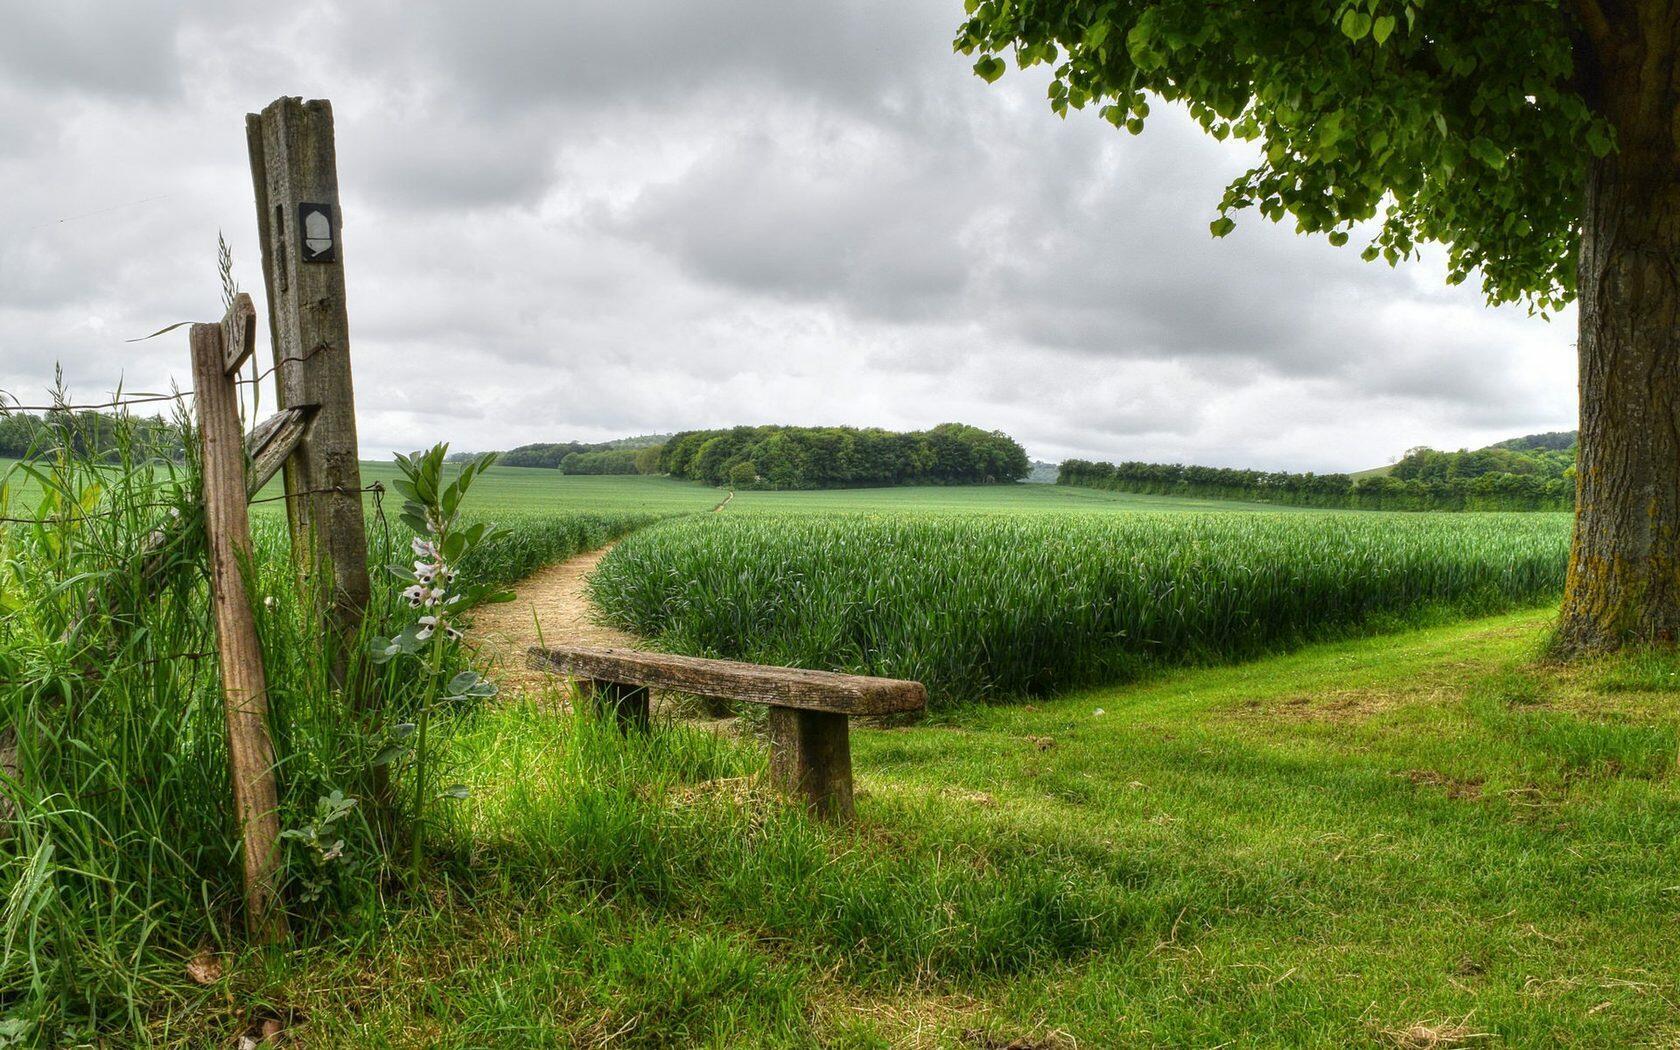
[{"xmin": 0, "ymin": 1, "xmax": 1576, "ymax": 471}]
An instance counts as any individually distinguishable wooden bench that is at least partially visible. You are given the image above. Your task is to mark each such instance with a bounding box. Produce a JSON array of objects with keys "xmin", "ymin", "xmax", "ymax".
[{"xmin": 526, "ymin": 645, "xmax": 926, "ymax": 820}]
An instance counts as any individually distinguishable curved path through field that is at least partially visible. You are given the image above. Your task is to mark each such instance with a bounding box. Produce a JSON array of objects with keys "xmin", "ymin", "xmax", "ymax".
[{"xmin": 468, "ymin": 544, "xmax": 639, "ymax": 695}]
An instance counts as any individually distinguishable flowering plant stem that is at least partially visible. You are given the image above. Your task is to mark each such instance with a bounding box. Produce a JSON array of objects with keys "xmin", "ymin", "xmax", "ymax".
[
  {"xmin": 410, "ymin": 571, "xmax": 447, "ymax": 885},
  {"xmin": 369, "ymin": 443, "xmax": 511, "ymax": 891}
]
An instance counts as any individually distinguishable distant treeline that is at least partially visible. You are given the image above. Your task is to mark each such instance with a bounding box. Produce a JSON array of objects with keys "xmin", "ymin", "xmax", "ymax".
[
  {"xmin": 1061, "ymin": 438, "xmax": 1576, "ymax": 511},
  {"xmin": 560, "ymin": 448, "xmax": 642, "ymax": 475},
  {"xmin": 486, "ymin": 434, "xmax": 669, "ymax": 471},
  {"xmin": 1488, "ymin": 430, "xmax": 1576, "ymax": 452},
  {"xmin": 660, "ymin": 423, "xmax": 1031, "ymax": 489},
  {"xmin": 0, "ymin": 410, "xmax": 181, "ymax": 461}
]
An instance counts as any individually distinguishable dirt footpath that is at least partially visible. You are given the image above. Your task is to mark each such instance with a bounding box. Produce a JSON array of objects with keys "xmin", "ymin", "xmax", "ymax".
[{"xmin": 467, "ymin": 545, "xmax": 639, "ymax": 695}]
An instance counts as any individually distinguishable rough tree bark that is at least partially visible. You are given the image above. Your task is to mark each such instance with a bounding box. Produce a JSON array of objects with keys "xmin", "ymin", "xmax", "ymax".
[{"xmin": 1555, "ymin": 1, "xmax": 1680, "ymax": 655}]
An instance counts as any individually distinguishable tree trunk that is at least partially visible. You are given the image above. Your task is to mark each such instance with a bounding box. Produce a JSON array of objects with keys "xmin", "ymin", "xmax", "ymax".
[{"xmin": 1555, "ymin": 16, "xmax": 1680, "ymax": 655}]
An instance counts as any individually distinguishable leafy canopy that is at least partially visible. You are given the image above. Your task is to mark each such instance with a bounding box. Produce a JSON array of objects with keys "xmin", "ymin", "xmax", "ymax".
[{"xmin": 956, "ymin": 0, "xmax": 1604, "ymax": 312}]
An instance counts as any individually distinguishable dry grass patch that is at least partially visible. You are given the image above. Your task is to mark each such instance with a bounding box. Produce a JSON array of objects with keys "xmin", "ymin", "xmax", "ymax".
[{"xmin": 1380, "ymin": 1016, "xmax": 1493, "ymax": 1049}]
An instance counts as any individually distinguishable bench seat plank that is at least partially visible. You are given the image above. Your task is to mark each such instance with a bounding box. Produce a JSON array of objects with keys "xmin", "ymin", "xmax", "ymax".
[{"xmin": 525, "ymin": 645, "xmax": 925, "ymax": 716}]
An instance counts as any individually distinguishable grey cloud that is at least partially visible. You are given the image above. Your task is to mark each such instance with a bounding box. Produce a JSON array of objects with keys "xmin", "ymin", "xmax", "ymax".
[
  {"xmin": 0, "ymin": 3, "xmax": 182, "ymax": 100},
  {"xmin": 348, "ymin": 103, "xmax": 561, "ymax": 211},
  {"xmin": 336, "ymin": 0, "xmax": 956, "ymax": 118},
  {"xmin": 615, "ymin": 124, "xmax": 979, "ymax": 318}
]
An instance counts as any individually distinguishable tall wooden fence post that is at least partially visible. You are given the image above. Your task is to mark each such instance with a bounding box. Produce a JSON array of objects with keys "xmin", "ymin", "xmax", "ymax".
[
  {"xmin": 190, "ymin": 312, "xmax": 289, "ymax": 944},
  {"xmin": 246, "ymin": 96, "xmax": 371, "ymax": 690}
]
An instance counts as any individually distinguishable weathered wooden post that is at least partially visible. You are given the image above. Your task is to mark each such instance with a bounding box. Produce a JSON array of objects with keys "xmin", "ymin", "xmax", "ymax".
[
  {"xmin": 190, "ymin": 300, "xmax": 288, "ymax": 943},
  {"xmin": 767, "ymin": 709, "xmax": 854, "ymax": 821},
  {"xmin": 592, "ymin": 681, "xmax": 651, "ymax": 733},
  {"xmin": 246, "ymin": 97, "xmax": 371, "ymax": 688}
]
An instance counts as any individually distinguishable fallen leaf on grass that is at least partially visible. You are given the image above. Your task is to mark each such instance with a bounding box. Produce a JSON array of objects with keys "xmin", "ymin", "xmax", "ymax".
[
  {"xmin": 237, "ymin": 1016, "xmax": 288, "ymax": 1047},
  {"xmin": 185, "ymin": 949, "xmax": 222, "ymax": 985}
]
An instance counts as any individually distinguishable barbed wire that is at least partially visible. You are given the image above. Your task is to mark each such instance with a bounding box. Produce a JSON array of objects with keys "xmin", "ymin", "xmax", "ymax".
[
  {"xmin": 0, "ymin": 500, "xmax": 189, "ymax": 525},
  {"xmin": 0, "ymin": 391, "xmax": 188, "ymax": 413},
  {"xmin": 248, "ymin": 482, "xmax": 383, "ymax": 506},
  {"xmin": 0, "ymin": 483, "xmax": 383, "ymax": 525},
  {"xmin": 239, "ymin": 342, "xmax": 337, "ymax": 390},
  {"xmin": 0, "ymin": 342, "xmax": 338, "ymax": 414},
  {"xmin": 0, "ymin": 648, "xmax": 217, "ymax": 690}
]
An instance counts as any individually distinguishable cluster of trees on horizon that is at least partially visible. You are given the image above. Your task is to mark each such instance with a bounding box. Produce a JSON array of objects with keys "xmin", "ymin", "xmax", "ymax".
[
  {"xmin": 472, "ymin": 423, "xmax": 1031, "ymax": 489},
  {"xmin": 0, "ymin": 410, "xmax": 181, "ymax": 462},
  {"xmin": 1061, "ymin": 435, "xmax": 1576, "ymax": 511},
  {"xmin": 659, "ymin": 423, "xmax": 1031, "ymax": 489},
  {"xmin": 473, "ymin": 433, "xmax": 669, "ymax": 470}
]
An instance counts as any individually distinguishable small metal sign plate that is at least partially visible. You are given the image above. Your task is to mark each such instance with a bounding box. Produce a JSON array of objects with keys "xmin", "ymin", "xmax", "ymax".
[{"xmin": 298, "ymin": 202, "xmax": 336, "ymax": 263}]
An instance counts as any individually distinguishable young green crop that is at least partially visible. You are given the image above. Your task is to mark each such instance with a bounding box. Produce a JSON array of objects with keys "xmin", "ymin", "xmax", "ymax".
[{"xmin": 589, "ymin": 512, "xmax": 1572, "ymax": 705}]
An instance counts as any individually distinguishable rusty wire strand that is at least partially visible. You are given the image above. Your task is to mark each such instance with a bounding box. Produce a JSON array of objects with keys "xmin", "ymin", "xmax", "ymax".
[{"xmin": 0, "ymin": 343, "xmax": 337, "ymax": 413}]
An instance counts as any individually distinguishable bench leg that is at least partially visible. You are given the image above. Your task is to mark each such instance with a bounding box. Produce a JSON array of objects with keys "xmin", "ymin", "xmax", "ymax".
[
  {"xmin": 583, "ymin": 680, "xmax": 649, "ymax": 733},
  {"xmin": 767, "ymin": 708, "xmax": 853, "ymax": 821}
]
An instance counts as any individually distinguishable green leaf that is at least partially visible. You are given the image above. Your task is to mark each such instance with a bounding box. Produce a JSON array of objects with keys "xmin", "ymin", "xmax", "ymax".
[
  {"xmin": 1372, "ymin": 15, "xmax": 1396, "ymax": 44},
  {"xmin": 1468, "ymin": 137, "xmax": 1506, "ymax": 170},
  {"xmin": 973, "ymin": 55, "xmax": 1005, "ymax": 83},
  {"xmin": 439, "ymin": 784, "xmax": 471, "ymax": 800},
  {"xmin": 1340, "ymin": 10, "xmax": 1372, "ymax": 41},
  {"xmin": 1586, "ymin": 123, "xmax": 1615, "ymax": 158},
  {"xmin": 1328, "ymin": 230, "xmax": 1350, "ymax": 247},
  {"xmin": 372, "ymin": 744, "xmax": 406, "ymax": 767},
  {"xmin": 442, "ymin": 530, "xmax": 468, "ymax": 563},
  {"xmin": 1209, "ymin": 216, "xmax": 1236, "ymax": 238}
]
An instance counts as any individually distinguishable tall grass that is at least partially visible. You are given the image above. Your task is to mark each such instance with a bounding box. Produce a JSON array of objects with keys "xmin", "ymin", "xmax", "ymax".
[
  {"xmin": 441, "ymin": 702, "xmax": 1112, "ymax": 984},
  {"xmin": 0, "ymin": 420, "xmax": 659, "ymax": 1041},
  {"xmin": 456, "ymin": 511, "xmax": 663, "ymax": 593},
  {"xmin": 589, "ymin": 512, "xmax": 1571, "ymax": 705}
]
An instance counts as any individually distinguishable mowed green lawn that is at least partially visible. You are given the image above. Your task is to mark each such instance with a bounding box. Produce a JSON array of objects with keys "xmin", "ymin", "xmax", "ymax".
[
  {"xmin": 217, "ymin": 610, "xmax": 1680, "ymax": 1047},
  {"xmin": 2, "ymin": 458, "xmax": 1333, "ymax": 518}
]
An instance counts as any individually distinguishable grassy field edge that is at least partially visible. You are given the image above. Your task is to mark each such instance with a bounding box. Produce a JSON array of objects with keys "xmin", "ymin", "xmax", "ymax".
[{"xmin": 180, "ymin": 604, "xmax": 1680, "ymax": 1047}]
